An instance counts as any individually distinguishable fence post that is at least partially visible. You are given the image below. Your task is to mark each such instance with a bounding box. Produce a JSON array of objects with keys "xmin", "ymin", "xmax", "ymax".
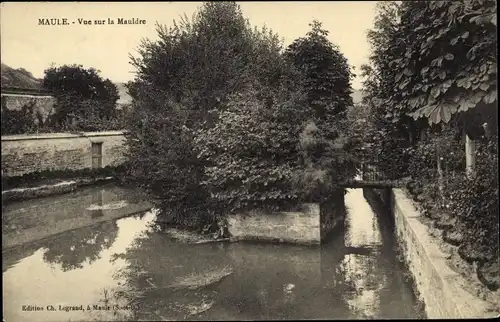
[
  {"xmin": 465, "ymin": 134, "xmax": 476, "ymax": 178},
  {"xmin": 436, "ymin": 143, "xmax": 445, "ymax": 207}
]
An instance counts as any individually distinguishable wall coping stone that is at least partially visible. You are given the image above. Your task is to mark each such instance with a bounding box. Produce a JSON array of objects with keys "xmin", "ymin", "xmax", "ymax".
[
  {"xmin": 1, "ymin": 131, "xmax": 126, "ymax": 141},
  {"xmin": 1, "ymin": 93, "xmax": 54, "ymax": 98}
]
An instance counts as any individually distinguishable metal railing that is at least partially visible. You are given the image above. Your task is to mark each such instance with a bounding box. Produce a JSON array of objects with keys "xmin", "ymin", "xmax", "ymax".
[{"xmin": 340, "ymin": 152, "xmax": 410, "ymax": 188}]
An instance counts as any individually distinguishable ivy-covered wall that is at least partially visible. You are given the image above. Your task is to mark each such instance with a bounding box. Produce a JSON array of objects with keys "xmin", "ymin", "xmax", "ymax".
[{"xmin": 1, "ymin": 94, "xmax": 56, "ymax": 124}]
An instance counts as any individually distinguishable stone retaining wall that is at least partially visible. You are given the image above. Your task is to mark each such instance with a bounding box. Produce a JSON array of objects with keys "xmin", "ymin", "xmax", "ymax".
[
  {"xmin": 391, "ymin": 188, "xmax": 496, "ymax": 318},
  {"xmin": 1, "ymin": 131, "xmax": 127, "ymax": 177},
  {"xmin": 227, "ymin": 198, "xmax": 345, "ymax": 245}
]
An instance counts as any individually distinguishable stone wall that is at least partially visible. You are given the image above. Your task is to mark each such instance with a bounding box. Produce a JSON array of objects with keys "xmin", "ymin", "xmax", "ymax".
[
  {"xmin": 391, "ymin": 188, "xmax": 496, "ymax": 318},
  {"xmin": 227, "ymin": 200, "xmax": 345, "ymax": 245},
  {"xmin": 1, "ymin": 131, "xmax": 127, "ymax": 177},
  {"xmin": 1, "ymin": 94, "xmax": 56, "ymax": 124}
]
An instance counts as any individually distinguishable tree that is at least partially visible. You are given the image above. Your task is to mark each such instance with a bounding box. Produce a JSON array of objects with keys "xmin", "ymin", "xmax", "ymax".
[
  {"xmin": 389, "ymin": 0, "xmax": 497, "ymax": 130},
  {"xmin": 364, "ymin": 1, "xmax": 499, "ymax": 289},
  {"xmin": 356, "ymin": 2, "xmax": 418, "ymax": 177},
  {"xmin": 285, "ymin": 21, "xmax": 358, "ymax": 185},
  {"xmin": 42, "ymin": 221, "xmax": 118, "ymax": 271},
  {"xmin": 42, "ymin": 64, "xmax": 119, "ymax": 129},
  {"xmin": 372, "ymin": 0, "xmax": 497, "ymax": 178},
  {"xmin": 129, "ymin": 2, "xmax": 291, "ymax": 124},
  {"xmin": 285, "ymin": 20, "xmax": 354, "ymax": 122},
  {"xmin": 126, "ymin": 2, "xmax": 294, "ymax": 229}
]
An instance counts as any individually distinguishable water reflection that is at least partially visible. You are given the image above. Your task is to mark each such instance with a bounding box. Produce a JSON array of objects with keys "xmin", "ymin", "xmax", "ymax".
[
  {"xmin": 90, "ymin": 189, "xmax": 105, "ymax": 218},
  {"xmin": 343, "ymin": 189, "xmax": 385, "ymax": 318},
  {"xmin": 42, "ymin": 220, "xmax": 118, "ymax": 271},
  {"xmin": 2, "ymin": 211, "xmax": 156, "ymax": 322},
  {"xmin": 3, "ymin": 186, "xmax": 424, "ymax": 321},
  {"xmin": 2, "ymin": 183, "xmax": 152, "ymax": 249}
]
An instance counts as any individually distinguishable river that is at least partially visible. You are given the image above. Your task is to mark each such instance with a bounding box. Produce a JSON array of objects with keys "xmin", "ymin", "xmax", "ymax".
[{"xmin": 2, "ymin": 183, "xmax": 425, "ymax": 321}]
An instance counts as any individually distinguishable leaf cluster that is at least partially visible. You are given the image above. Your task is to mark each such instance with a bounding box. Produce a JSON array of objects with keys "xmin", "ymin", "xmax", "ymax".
[{"xmin": 388, "ymin": 0, "xmax": 497, "ymax": 125}]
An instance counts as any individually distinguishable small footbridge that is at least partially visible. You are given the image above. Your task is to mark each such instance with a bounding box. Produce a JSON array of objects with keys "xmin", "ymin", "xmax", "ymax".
[{"xmin": 337, "ymin": 151, "xmax": 409, "ymax": 189}]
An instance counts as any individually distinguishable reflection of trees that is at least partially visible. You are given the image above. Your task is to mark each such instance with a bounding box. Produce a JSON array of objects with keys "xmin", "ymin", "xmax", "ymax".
[
  {"xmin": 42, "ymin": 220, "xmax": 118, "ymax": 271},
  {"xmin": 2, "ymin": 243, "xmax": 40, "ymax": 273},
  {"xmin": 110, "ymin": 228, "xmax": 225, "ymax": 321},
  {"xmin": 321, "ymin": 188, "xmax": 423, "ymax": 318}
]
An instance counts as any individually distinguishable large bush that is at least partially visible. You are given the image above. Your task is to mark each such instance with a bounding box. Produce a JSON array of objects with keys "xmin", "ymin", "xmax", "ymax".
[
  {"xmin": 193, "ymin": 86, "xmax": 308, "ymax": 213},
  {"xmin": 194, "ymin": 85, "xmax": 357, "ymax": 215}
]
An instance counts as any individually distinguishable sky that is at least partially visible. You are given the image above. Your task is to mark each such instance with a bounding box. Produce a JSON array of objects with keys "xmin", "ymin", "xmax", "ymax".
[{"xmin": 0, "ymin": 1, "xmax": 377, "ymax": 90}]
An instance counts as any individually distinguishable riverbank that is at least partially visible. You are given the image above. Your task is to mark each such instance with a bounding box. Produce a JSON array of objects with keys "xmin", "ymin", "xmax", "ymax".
[
  {"xmin": 1, "ymin": 165, "xmax": 128, "ymax": 203},
  {"xmin": 390, "ymin": 188, "xmax": 500, "ymax": 318},
  {"xmin": 2, "ymin": 176, "xmax": 116, "ymax": 203}
]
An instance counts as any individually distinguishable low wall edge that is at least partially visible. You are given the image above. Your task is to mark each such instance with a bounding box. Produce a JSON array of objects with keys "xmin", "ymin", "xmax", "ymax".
[{"xmin": 392, "ymin": 188, "xmax": 497, "ymax": 318}]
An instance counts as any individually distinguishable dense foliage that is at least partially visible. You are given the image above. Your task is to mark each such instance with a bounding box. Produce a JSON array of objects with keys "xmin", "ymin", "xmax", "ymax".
[
  {"xmin": 361, "ymin": 1, "xmax": 499, "ymax": 290},
  {"xmin": 1, "ymin": 65, "xmax": 125, "ymax": 135},
  {"xmin": 42, "ymin": 64, "xmax": 120, "ymax": 130},
  {"xmin": 126, "ymin": 2, "xmax": 356, "ymax": 230},
  {"xmin": 0, "ymin": 99, "xmax": 127, "ymax": 135},
  {"xmin": 356, "ymin": 2, "xmax": 421, "ymax": 176},
  {"xmin": 389, "ymin": 0, "xmax": 497, "ymax": 128},
  {"xmin": 129, "ymin": 2, "xmax": 289, "ymax": 122},
  {"xmin": 124, "ymin": 94, "xmax": 211, "ymax": 228},
  {"xmin": 285, "ymin": 20, "xmax": 354, "ymax": 121},
  {"xmin": 406, "ymin": 132, "xmax": 499, "ymax": 289},
  {"xmin": 445, "ymin": 137, "xmax": 498, "ymax": 259},
  {"xmin": 126, "ymin": 2, "xmax": 282, "ymax": 228},
  {"xmin": 193, "ymin": 86, "xmax": 308, "ymax": 213}
]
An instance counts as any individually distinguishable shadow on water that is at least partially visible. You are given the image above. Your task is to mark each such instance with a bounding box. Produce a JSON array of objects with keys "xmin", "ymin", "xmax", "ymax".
[{"xmin": 2, "ymin": 185, "xmax": 425, "ymax": 321}]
